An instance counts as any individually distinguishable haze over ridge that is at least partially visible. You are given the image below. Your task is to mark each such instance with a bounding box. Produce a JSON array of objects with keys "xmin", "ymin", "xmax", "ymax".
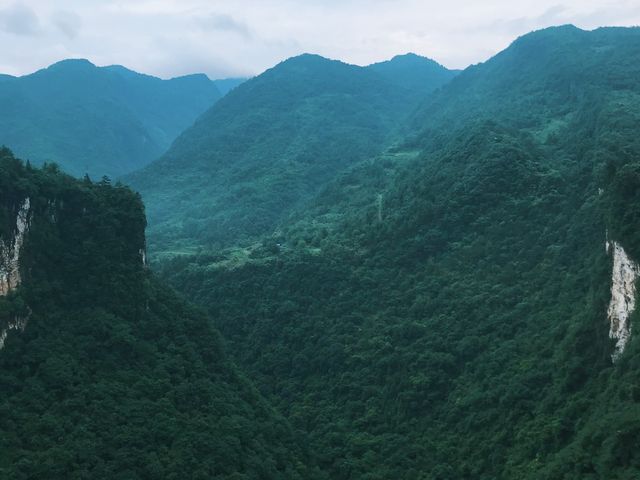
[{"xmin": 1, "ymin": 0, "xmax": 639, "ymax": 78}]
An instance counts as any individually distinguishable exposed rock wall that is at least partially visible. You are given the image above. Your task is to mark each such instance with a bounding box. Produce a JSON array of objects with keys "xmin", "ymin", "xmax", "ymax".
[
  {"xmin": 0, "ymin": 198, "xmax": 31, "ymax": 295},
  {"xmin": 0, "ymin": 198, "xmax": 31, "ymax": 350},
  {"xmin": 606, "ymin": 241, "xmax": 640, "ymax": 361},
  {"xmin": 0, "ymin": 316, "xmax": 28, "ymax": 350}
]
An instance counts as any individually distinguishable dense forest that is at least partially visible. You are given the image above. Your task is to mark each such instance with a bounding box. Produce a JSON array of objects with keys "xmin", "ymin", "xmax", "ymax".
[
  {"xmin": 126, "ymin": 53, "xmax": 457, "ymax": 255},
  {"xmin": 0, "ymin": 60, "xmax": 235, "ymax": 178},
  {"xmin": 0, "ymin": 149, "xmax": 322, "ymax": 479}
]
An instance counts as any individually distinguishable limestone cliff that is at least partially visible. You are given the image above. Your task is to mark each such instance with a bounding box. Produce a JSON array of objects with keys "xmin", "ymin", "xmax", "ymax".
[
  {"xmin": 606, "ymin": 241, "xmax": 640, "ymax": 361},
  {"xmin": 0, "ymin": 197, "xmax": 31, "ymax": 349}
]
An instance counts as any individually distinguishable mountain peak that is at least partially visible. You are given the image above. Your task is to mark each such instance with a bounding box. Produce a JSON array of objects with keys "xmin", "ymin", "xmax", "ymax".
[
  {"xmin": 1, "ymin": 58, "xmax": 222, "ymax": 178},
  {"xmin": 257, "ymin": 53, "xmax": 356, "ymax": 85},
  {"xmin": 369, "ymin": 52, "xmax": 449, "ymax": 70},
  {"xmin": 367, "ymin": 52, "xmax": 458, "ymax": 93},
  {"xmin": 278, "ymin": 53, "xmax": 339, "ymax": 69},
  {"xmin": 47, "ymin": 58, "xmax": 97, "ymax": 72},
  {"xmin": 388, "ymin": 52, "xmax": 436, "ymax": 63}
]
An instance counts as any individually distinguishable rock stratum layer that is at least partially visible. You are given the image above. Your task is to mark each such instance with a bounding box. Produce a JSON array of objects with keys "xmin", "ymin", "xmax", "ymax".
[{"xmin": 0, "ymin": 197, "xmax": 30, "ymax": 295}]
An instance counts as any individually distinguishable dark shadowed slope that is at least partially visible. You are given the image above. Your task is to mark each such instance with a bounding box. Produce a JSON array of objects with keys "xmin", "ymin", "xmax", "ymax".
[{"xmin": 0, "ymin": 59, "xmax": 221, "ymax": 178}]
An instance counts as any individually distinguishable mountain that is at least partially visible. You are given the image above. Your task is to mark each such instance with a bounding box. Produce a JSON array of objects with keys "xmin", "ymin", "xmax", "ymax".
[
  {"xmin": 155, "ymin": 26, "xmax": 640, "ymax": 479},
  {"xmin": 367, "ymin": 53, "xmax": 459, "ymax": 92},
  {"xmin": 407, "ymin": 25, "xmax": 640, "ymax": 140},
  {"xmin": 126, "ymin": 53, "xmax": 458, "ymax": 255},
  {"xmin": 0, "ymin": 59, "xmax": 222, "ymax": 178},
  {"xmin": 214, "ymin": 77, "xmax": 249, "ymax": 95},
  {"xmin": 0, "ymin": 148, "xmax": 323, "ymax": 479}
]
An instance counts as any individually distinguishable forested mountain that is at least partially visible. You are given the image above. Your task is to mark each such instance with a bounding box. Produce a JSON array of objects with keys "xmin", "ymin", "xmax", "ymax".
[
  {"xmin": 126, "ymin": 53, "xmax": 457, "ymax": 255},
  {"xmin": 0, "ymin": 59, "xmax": 223, "ymax": 178},
  {"xmin": 0, "ymin": 148, "xmax": 323, "ymax": 480},
  {"xmin": 154, "ymin": 26, "xmax": 640, "ymax": 479},
  {"xmin": 407, "ymin": 25, "xmax": 640, "ymax": 141}
]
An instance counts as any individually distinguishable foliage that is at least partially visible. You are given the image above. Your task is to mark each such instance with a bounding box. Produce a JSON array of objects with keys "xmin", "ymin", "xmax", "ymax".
[
  {"xmin": 0, "ymin": 148, "xmax": 321, "ymax": 480},
  {"xmin": 0, "ymin": 60, "xmax": 222, "ymax": 178}
]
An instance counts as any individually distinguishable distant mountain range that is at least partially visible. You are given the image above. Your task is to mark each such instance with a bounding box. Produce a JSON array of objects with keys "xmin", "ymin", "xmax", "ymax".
[
  {"xmin": 126, "ymin": 52, "xmax": 458, "ymax": 253},
  {"xmin": 0, "ymin": 59, "xmax": 245, "ymax": 178}
]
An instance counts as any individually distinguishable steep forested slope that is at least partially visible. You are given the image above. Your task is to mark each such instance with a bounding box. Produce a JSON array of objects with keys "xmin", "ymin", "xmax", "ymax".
[
  {"xmin": 157, "ymin": 26, "xmax": 640, "ymax": 479},
  {"xmin": 408, "ymin": 25, "xmax": 640, "ymax": 141},
  {"xmin": 126, "ymin": 54, "xmax": 457, "ymax": 255},
  {"xmin": 0, "ymin": 60, "xmax": 222, "ymax": 178},
  {"xmin": 0, "ymin": 148, "xmax": 322, "ymax": 480}
]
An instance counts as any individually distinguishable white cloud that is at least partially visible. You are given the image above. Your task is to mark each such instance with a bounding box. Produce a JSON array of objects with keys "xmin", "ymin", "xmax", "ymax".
[
  {"xmin": 0, "ymin": 2, "xmax": 39, "ymax": 36},
  {"xmin": 52, "ymin": 9, "xmax": 81, "ymax": 39},
  {"xmin": 196, "ymin": 14, "xmax": 252, "ymax": 39},
  {"xmin": 0, "ymin": 0, "xmax": 638, "ymax": 78}
]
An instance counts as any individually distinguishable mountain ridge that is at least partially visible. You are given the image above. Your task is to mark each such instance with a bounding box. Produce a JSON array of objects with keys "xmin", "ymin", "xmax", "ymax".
[
  {"xmin": 126, "ymin": 51, "xmax": 458, "ymax": 254},
  {"xmin": 0, "ymin": 59, "xmax": 226, "ymax": 178}
]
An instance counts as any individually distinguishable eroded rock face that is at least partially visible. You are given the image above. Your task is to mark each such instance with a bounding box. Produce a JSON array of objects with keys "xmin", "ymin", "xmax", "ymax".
[
  {"xmin": 0, "ymin": 198, "xmax": 31, "ymax": 296},
  {"xmin": 606, "ymin": 241, "xmax": 640, "ymax": 361},
  {"xmin": 0, "ymin": 198, "xmax": 31, "ymax": 350},
  {"xmin": 0, "ymin": 316, "xmax": 28, "ymax": 350}
]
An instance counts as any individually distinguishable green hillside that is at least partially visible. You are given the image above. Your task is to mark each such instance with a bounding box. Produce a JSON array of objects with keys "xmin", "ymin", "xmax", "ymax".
[
  {"xmin": 126, "ymin": 53, "xmax": 458, "ymax": 255},
  {"xmin": 156, "ymin": 26, "xmax": 640, "ymax": 479},
  {"xmin": 0, "ymin": 60, "xmax": 222, "ymax": 178},
  {"xmin": 0, "ymin": 148, "xmax": 322, "ymax": 480}
]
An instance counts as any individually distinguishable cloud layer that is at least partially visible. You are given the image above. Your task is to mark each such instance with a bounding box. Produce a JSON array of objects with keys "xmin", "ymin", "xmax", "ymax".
[{"xmin": 0, "ymin": 0, "xmax": 639, "ymax": 79}]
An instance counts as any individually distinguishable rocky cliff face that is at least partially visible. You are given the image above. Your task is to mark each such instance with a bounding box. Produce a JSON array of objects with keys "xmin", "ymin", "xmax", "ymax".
[
  {"xmin": 0, "ymin": 316, "xmax": 27, "ymax": 350},
  {"xmin": 606, "ymin": 241, "xmax": 640, "ymax": 361},
  {"xmin": 0, "ymin": 197, "xmax": 30, "ymax": 295},
  {"xmin": 0, "ymin": 197, "xmax": 31, "ymax": 349}
]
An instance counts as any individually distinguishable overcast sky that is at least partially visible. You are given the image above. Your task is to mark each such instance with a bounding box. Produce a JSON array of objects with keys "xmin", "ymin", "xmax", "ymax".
[{"xmin": 1, "ymin": 0, "xmax": 639, "ymax": 79}]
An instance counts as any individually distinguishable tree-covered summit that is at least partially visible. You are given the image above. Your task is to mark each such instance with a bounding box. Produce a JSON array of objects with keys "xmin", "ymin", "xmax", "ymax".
[
  {"xmin": 0, "ymin": 59, "xmax": 223, "ymax": 178},
  {"xmin": 367, "ymin": 52, "xmax": 459, "ymax": 92},
  {"xmin": 126, "ymin": 52, "xmax": 458, "ymax": 255}
]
